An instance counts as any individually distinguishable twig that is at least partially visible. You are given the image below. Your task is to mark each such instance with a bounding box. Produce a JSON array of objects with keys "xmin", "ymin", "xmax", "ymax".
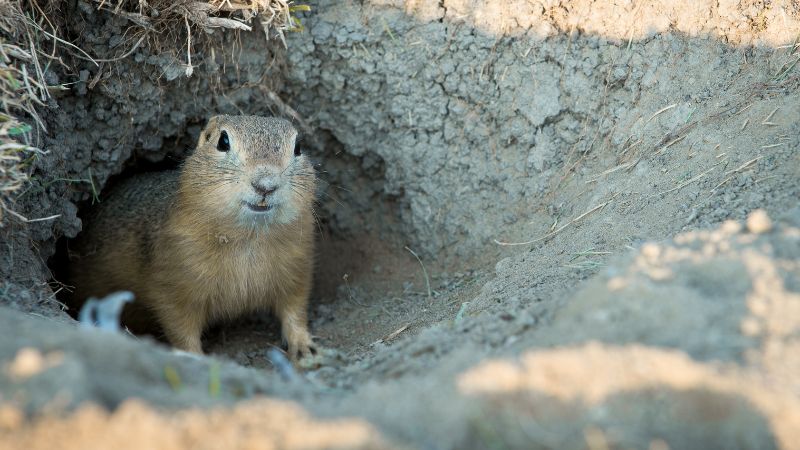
[
  {"xmin": 653, "ymin": 135, "xmax": 686, "ymax": 156},
  {"xmin": 23, "ymin": 214, "xmax": 61, "ymax": 223},
  {"xmin": 755, "ymin": 175, "xmax": 778, "ymax": 184},
  {"xmin": 725, "ymin": 156, "xmax": 763, "ymax": 175},
  {"xmin": 2, "ymin": 206, "xmax": 60, "ymax": 223},
  {"xmin": 381, "ymin": 17, "xmax": 397, "ymax": 42},
  {"xmin": 373, "ymin": 323, "xmax": 410, "ymax": 345},
  {"xmin": 647, "ymin": 104, "xmax": 677, "ymax": 123},
  {"xmin": 710, "ymin": 156, "xmax": 764, "ymax": 192},
  {"xmin": 93, "ymin": 34, "xmax": 147, "ymax": 63},
  {"xmin": 386, "ymin": 324, "xmax": 409, "ymax": 341},
  {"xmin": 184, "ymin": 17, "xmax": 193, "ymax": 77},
  {"xmin": 495, "ymin": 194, "xmax": 619, "ymax": 247},
  {"xmin": 761, "ymin": 107, "xmax": 778, "ymax": 125},
  {"xmin": 405, "ymin": 246, "xmax": 432, "ymax": 301},
  {"xmin": 619, "ymin": 138, "xmax": 642, "ymax": 156},
  {"xmin": 454, "ymin": 302, "xmax": 470, "ymax": 323},
  {"xmin": 27, "ymin": 32, "xmax": 48, "ymax": 101},
  {"xmin": 341, "ymin": 273, "xmax": 366, "ymax": 307},
  {"xmin": 586, "ymin": 162, "xmax": 633, "ymax": 184},
  {"xmin": 710, "ymin": 176, "xmax": 734, "ymax": 192},
  {"xmin": 26, "ymin": 20, "xmax": 99, "ymax": 67},
  {"xmin": 774, "ymin": 55, "xmax": 800, "ymax": 81},
  {"xmin": 650, "ymin": 162, "xmax": 722, "ymax": 198}
]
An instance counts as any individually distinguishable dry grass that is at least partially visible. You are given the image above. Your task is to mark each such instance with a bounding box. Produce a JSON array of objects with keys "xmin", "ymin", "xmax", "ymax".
[
  {"xmin": 0, "ymin": 0, "xmax": 47, "ymax": 224},
  {"xmin": 32, "ymin": 0, "xmax": 310, "ymax": 78},
  {"xmin": 88, "ymin": 0, "xmax": 308, "ymax": 49}
]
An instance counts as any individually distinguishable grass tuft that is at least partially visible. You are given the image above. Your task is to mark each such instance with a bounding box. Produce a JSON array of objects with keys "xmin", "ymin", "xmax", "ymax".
[
  {"xmin": 86, "ymin": 0, "xmax": 310, "ymax": 50},
  {"xmin": 0, "ymin": 0, "xmax": 48, "ymax": 225}
]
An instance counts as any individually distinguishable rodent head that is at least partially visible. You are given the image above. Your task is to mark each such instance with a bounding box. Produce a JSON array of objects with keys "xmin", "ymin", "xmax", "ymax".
[{"xmin": 182, "ymin": 115, "xmax": 315, "ymax": 229}]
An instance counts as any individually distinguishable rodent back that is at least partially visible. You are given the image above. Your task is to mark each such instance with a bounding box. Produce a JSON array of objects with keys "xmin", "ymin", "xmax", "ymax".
[
  {"xmin": 79, "ymin": 171, "xmax": 179, "ymax": 250},
  {"xmin": 69, "ymin": 170, "xmax": 180, "ymax": 303}
]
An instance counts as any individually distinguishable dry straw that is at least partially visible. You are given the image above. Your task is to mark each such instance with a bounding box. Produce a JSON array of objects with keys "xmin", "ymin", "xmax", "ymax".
[{"xmin": 90, "ymin": 0, "xmax": 308, "ymax": 47}]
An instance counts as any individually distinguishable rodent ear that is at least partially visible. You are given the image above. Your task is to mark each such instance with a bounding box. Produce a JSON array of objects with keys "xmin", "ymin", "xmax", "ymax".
[{"xmin": 200, "ymin": 116, "xmax": 220, "ymax": 146}]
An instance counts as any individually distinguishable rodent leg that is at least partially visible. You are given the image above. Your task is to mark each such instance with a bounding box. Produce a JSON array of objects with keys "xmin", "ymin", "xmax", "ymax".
[
  {"xmin": 275, "ymin": 298, "xmax": 315, "ymax": 361},
  {"xmin": 158, "ymin": 305, "xmax": 206, "ymax": 354}
]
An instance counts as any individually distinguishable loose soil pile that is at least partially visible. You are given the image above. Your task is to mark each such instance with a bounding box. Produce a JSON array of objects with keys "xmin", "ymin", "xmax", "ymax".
[{"xmin": 1, "ymin": 1, "xmax": 799, "ymax": 449}]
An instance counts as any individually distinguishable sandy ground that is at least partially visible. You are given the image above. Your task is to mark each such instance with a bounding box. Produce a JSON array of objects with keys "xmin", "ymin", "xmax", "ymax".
[{"xmin": 1, "ymin": 1, "xmax": 800, "ymax": 449}]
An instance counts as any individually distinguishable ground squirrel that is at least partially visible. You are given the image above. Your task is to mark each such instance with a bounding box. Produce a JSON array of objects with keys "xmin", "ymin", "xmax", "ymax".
[{"xmin": 69, "ymin": 115, "xmax": 317, "ymax": 360}]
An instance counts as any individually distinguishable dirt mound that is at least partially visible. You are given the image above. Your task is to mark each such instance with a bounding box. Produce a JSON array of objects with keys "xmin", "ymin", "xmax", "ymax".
[
  {"xmin": 0, "ymin": 0, "xmax": 799, "ymax": 449},
  {"xmin": 3, "ymin": 212, "xmax": 798, "ymax": 448},
  {"xmin": 0, "ymin": 399, "xmax": 391, "ymax": 450},
  {"xmin": 458, "ymin": 212, "xmax": 800, "ymax": 448}
]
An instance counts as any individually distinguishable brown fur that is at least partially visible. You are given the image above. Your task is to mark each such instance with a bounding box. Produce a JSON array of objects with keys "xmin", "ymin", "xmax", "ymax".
[{"xmin": 69, "ymin": 115, "xmax": 317, "ymax": 359}]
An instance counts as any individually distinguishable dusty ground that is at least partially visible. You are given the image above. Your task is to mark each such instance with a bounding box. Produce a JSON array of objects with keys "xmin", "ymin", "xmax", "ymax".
[{"xmin": 1, "ymin": 0, "xmax": 800, "ymax": 449}]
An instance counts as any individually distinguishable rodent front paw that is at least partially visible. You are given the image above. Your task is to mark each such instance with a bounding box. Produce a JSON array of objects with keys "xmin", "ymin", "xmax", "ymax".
[
  {"xmin": 294, "ymin": 343, "xmax": 341, "ymax": 370},
  {"xmin": 287, "ymin": 335, "xmax": 317, "ymax": 362}
]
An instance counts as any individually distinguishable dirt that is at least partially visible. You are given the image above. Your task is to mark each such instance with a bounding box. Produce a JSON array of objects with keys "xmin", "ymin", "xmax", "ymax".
[{"xmin": 1, "ymin": 0, "xmax": 800, "ymax": 449}]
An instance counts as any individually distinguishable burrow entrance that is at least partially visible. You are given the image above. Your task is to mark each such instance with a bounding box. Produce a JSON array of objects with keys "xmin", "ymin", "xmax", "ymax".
[{"xmin": 47, "ymin": 121, "xmax": 451, "ymax": 371}]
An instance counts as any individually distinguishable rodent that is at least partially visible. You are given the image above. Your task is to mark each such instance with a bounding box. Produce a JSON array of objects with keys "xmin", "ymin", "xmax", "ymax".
[{"xmin": 68, "ymin": 115, "xmax": 317, "ymax": 359}]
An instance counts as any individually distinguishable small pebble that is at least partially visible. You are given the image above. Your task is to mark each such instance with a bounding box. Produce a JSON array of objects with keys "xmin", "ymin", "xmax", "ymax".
[
  {"xmin": 719, "ymin": 220, "xmax": 742, "ymax": 235},
  {"xmin": 607, "ymin": 277, "xmax": 627, "ymax": 291},
  {"xmin": 7, "ymin": 348, "xmax": 45, "ymax": 379},
  {"xmin": 740, "ymin": 317, "xmax": 761, "ymax": 337},
  {"xmin": 746, "ymin": 209, "xmax": 772, "ymax": 234},
  {"xmin": 6, "ymin": 348, "xmax": 63, "ymax": 379},
  {"xmin": 641, "ymin": 243, "xmax": 661, "ymax": 260}
]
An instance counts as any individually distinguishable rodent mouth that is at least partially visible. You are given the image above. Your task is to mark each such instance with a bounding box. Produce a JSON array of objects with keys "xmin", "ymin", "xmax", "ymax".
[{"xmin": 242, "ymin": 201, "xmax": 273, "ymax": 213}]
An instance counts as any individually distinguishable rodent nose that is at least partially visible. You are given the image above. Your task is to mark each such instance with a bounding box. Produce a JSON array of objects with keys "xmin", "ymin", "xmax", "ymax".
[{"xmin": 251, "ymin": 178, "xmax": 278, "ymax": 197}]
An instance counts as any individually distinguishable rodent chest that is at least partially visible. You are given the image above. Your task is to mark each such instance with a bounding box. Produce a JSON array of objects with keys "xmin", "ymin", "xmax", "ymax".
[{"xmin": 184, "ymin": 239, "xmax": 295, "ymax": 300}]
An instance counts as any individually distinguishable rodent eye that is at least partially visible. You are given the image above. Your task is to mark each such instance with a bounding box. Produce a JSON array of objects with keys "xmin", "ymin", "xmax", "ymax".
[
  {"xmin": 217, "ymin": 131, "xmax": 230, "ymax": 152},
  {"xmin": 294, "ymin": 143, "xmax": 301, "ymax": 156}
]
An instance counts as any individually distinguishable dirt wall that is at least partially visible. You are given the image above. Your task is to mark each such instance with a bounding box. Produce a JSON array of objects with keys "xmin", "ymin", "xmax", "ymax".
[{"xmin": 281, "ymin": 0, "xmax": 799, "ymax": 263}]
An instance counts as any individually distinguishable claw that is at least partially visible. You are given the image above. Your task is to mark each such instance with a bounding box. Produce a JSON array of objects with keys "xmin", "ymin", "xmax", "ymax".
[
  {"xmin": 291, "ymin": 342, "xmax": 316, "ymax": 361},
  {"xmin": 285, "ymin": 333, "xmax": 316, "ymax": 362}
]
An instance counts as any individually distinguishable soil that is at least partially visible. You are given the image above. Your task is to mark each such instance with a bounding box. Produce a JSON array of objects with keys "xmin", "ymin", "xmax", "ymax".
[{"xmin": 1, "ymin": 1, "xmax": 800, "ymax": 449}]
